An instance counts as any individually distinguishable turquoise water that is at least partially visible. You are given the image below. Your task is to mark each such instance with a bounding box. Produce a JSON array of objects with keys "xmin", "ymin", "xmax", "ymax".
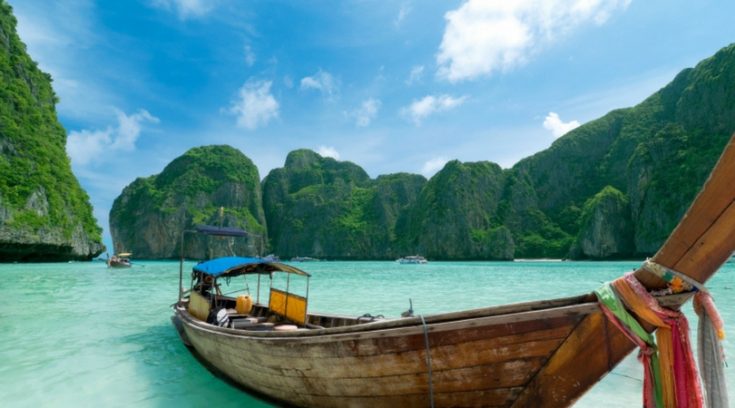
[{"xmin": 0, "ymin": 260, "xmax": 732, "ymax": 407}]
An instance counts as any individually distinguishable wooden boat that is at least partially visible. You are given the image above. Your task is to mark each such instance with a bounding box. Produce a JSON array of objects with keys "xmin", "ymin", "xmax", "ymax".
[
  {"xmin": 107, "ymin": 252, "xmax": 132, "ymax": 268},
  {"xmin": 172, "ymin": 134, "xmax": 735, "ymax": 407}
]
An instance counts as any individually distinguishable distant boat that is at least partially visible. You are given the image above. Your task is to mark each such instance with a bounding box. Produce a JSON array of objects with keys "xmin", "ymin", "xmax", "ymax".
[
  {"xmin": 172, "ymin": 135, "xmax": 735, "ymax": 407},
  {"xmin": 396, "ymin": 255, "xmax": 428, "ymax": 264},
  {"xmin": 290, "ymin": 256, "xmax": 319, "ymax": 262},
  {"xmin": 261, "ymin": 254, "xmax": 280, "ymax": 262},
  {"xmin": 514, "ymin": 258, "xmax": 564, "ymax": 262},
  {"xmin": 107, "ymin": 252, "xmax": 132, "ymax": 268}
]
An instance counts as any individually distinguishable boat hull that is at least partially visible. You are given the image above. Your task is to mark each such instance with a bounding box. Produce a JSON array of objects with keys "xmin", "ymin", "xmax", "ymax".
[{"xmin": 174, "ymin": 298, "xmax": 598, "ymax": 408}]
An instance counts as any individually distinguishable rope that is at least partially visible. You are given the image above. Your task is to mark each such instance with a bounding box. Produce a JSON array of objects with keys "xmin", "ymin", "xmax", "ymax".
[
  {"xmin": 419, "ymin": 315, "xmax": 435, "ymax": 408},
  {"xmin": 642, "ymin": 259, "xmax": 709, "ymax": 294}
]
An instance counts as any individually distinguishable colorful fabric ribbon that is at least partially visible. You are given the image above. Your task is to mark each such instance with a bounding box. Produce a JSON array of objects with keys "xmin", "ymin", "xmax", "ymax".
[
  {"xmin": 595, "ymin": 283, "xmax": 662, "ymax": 408},
  {"xmin": 694, "ymin": 291, "xmax": 729, "ymax": 408},
  {"xmin": 595, "ymin": 273, "xmax": 711, "ymax": 407}
]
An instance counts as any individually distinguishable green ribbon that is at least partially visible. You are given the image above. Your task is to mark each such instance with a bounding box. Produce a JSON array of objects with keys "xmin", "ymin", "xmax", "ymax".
[{"xmin": 595, "ymin": 283, "xmax": 663, "ymax": 408}]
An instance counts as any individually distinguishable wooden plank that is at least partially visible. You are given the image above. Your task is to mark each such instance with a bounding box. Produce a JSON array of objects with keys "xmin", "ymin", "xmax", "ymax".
[
  {"xmin": 184, "ymin": 301, "xmax": 597, "ymax": 345},
  {"xmin": 199, "ymin": 328, "xmax": 570, "ymax": 380},
  {"xmin": 670, "ymin": 200, "xmax": 735, "ymax": 282},
  {"xmin": 511, "ymin": 311, "xmax": 634, "ymax": 407},
  {"xmin": 185, "ymin": 307, "xmax": 590, "ymax": 358},
  {"xmin": 189, "ymin": 321, "xmax": 547, "ymax": 399}
]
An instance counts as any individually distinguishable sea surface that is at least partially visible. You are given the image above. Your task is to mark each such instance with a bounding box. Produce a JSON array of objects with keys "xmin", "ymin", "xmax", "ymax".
[{"xmin": 0, "ymin": 260, "xmax": 732, "ymax": 407}]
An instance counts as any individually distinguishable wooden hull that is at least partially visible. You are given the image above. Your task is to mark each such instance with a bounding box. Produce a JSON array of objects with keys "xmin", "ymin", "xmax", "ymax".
[
  {"xmin": 108, "ymin": 262, "xmax": 131, "ymax": 268},
  {"xmin": 174, "ymin": 296, "xmax": 598, "ymax": 408}
]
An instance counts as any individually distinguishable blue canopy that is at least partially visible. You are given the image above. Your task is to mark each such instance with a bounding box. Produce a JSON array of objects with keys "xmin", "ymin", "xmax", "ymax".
[{"xmin": 193, "ymin": 256, "xmax": 311, "ymax": 278}]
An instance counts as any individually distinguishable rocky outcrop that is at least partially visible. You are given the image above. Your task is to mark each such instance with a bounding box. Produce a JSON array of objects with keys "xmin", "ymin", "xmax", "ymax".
[
  {"xmin": 109, "ymin": 145, "xmax": 266, "ymax": 259},
  {"xmin": 404, "ymin": 160, "xmax": 513, "ymax": 260},
  {"xmin": 262, "ymin": 150, "xmax": 425, "ymax": 259},
  {"xmin": 570, "ymin": 186, "xmax": 634, "ymax": 259},
  {"xmin": 0, "ymin": 1, "xmax": 104, "ymax": 261}
]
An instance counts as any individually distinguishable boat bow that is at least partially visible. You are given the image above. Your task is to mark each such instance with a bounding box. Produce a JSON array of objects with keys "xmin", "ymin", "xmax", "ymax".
[{"xmin": 513, "ymin": 134, "xmax": 735, "ymax": 407}]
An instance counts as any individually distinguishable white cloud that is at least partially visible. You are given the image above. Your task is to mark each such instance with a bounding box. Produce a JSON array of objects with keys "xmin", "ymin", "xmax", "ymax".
[
  {"xmin": 151, "ymin": 0, "xmax": 214, "ymax": 20},
  {"xmin": 406, "ymin": 65, "xmax": 424, "ymax": 85},
  {"xmin": 395, "ymin": 3, "xmax": 412, "ymax": 27},
  {"xmin": 244, "ymin": 44, "xmax": 256, "ymax": 67},
  {"xmin": 229, "ymin": 80, "xmax": 279, "ymax": 130},
  {"xmin": 402, "ymin": 94, "xmax": 467, "ymax": 126},
  {"xmin": 317, "ymin": 146, "xmax": 340, "ymax": 160},
  {"xmin": 437, "ymin": 0, "xmax": 631, "ymax": 82},
  {"xmin": 421, "ymin": 157, "xmax": 448, "ymax": 177},
  {"xmin": 67, "ymin": 109, "xmax": 159, "ymax": 166},
  {"xmin": 300, "ymin": 70, "xmax": 339, "ymax": 98},
  {"xmin": 112, "ymin": 110, "xmax": 159, "ymax": 150},
  {"xmin": 352, "ymin": 98, "xmax": 381, "ymax": 127},
  {"xmin": 543, "ymin": 112, "xmax": 580, "ymax": 137}
]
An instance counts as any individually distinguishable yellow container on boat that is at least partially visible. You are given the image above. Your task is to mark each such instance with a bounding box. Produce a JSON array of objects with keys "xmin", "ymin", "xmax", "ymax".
[
  {"xmin": 236, "ymin": 295, "xmax": 253, "ymax": 314},
  {"xmin": 188, "ymin": 291, "xmax": 211, "ymax": 321}
]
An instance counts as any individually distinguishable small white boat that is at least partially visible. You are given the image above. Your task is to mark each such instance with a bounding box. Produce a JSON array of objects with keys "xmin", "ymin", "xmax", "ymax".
[{"xmin": 396, "ymin": 255, "xmax": 428, "ymax": 264}]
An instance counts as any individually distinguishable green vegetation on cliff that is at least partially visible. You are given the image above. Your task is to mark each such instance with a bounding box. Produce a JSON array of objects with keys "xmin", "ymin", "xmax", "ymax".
[
  {"xmin": 569, "ymin": 186, "xmax": 634, "ymax": 259},
  {"xmin": 402, "ymin": 160, "xmax": 513, "ymax": 259},
  {"xmin": 0, "ymin": 1, "xmax": 103, "ymax": 261},
  {"xmin": 262, "ymin": 151, "xmax": 425, "ymax": 259},
  {"xmin": 109, "ymin": 145, "xmax": 266, "ymax": 259},
  {"xmin": 512, "ymin": 43, "xmax": 735, "ymax": 257}
]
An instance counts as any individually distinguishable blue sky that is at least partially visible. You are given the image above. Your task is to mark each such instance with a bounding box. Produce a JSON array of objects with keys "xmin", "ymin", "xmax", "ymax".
[{"xmin": 8, "ymin": 0, "xmax": 735, "ymax": 251}]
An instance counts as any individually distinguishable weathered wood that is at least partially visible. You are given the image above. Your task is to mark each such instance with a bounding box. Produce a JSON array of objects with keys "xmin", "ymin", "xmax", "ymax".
[
  {"xmin": 176, "ymin": 301, "xmax": 589, "ymax": 407},
  {"xmin": 189, "ymin": 320, "xmax": 573, "ymax": 379},
  {"xmin": 511, "ymin": 311, "xmax": 633, "ymax": 407}
]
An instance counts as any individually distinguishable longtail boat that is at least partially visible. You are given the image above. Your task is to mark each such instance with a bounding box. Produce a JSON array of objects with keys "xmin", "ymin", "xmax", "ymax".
[
  {"xmin": 107, "ymin": 252, "xmax": 132, "ymax": 268},
  {"xmin": 172, "ymin": 135, "xmax": 735, "ymax": 407}
]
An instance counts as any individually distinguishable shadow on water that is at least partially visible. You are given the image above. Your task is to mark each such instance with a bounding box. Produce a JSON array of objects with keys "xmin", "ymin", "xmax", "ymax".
[{"xmin": 122, "ymin": 322, "xmax": 279, "ymax": 408}]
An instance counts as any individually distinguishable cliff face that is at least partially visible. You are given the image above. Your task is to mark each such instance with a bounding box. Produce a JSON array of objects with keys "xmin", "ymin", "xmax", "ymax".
[
  {"xmin": 402, "ymin": 160, "xmax": 514, "ymax": 260},
  {"xmin": 109, "ymin": 145, "xmax": 266, "ymax": 259},
  {"xmin": 0, "ymin": 1, "xmax": 104, "ymax": 261},
  {"xmin": 262, "ymin": 150, "xmax": 425, "ymax": 259},
  {"xmin": 511, "ymin": 43, "xmax": 735, "ymax": 258},
  {"xmin": 570, "ymin": 186, "xmax": 634, "ymax": 259}
]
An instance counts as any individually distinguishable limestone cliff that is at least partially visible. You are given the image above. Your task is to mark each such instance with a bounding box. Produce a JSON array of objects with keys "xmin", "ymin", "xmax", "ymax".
[
  {"xmin": 109, "ymin": 145, "xmax": 266, "ymax": 259},
  {"xmin": 403, "ymin": 160, "xmax": 514, "ymax": 260},
  {"xmin": 262, "ymin": 150, "xmax": 425, "ymax": 259},
  {"xmin": 570, "ymin": 186, "xmax": 634, "ymax": 259}
]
